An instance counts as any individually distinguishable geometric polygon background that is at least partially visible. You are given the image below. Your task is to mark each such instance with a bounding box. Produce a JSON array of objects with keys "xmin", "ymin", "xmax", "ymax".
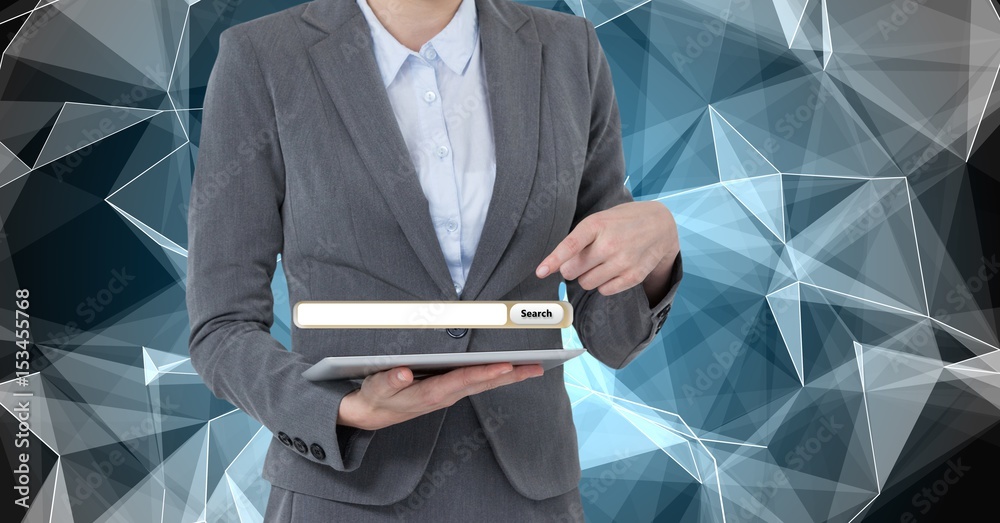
[{"xmin": 2, "ymin": 0, "xmax": 999, "ymax": 521}]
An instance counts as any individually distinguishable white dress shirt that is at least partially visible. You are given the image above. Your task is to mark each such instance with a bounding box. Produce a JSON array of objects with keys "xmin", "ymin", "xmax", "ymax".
[{"xmin": 356, "ymin": 0, "xmax": 496, "ymax": 296}]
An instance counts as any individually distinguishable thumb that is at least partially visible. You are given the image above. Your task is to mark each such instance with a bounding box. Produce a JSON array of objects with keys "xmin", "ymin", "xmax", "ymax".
[{"xmin": 380, "ymin": 366, "xmax": 413, "ymax": 394}]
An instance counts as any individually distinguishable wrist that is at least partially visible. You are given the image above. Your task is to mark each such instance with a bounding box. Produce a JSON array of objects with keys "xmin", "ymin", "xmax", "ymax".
[
  {"xmin": 650, "ymin": 251, "xmax": 676, "ymax": 280},
  {"xmin": 642, "ymin": 250, "xmax": 678, "ymax": 305},
  {"xmin": 338, "ymin": 390, "xmax": 373, "ymax": 430}
]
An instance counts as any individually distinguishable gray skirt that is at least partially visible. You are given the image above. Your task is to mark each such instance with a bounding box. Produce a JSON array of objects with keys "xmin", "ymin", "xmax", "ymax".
[{"xmin": 263, "ymin": 397, "xmax": 584, "ymax": 522}]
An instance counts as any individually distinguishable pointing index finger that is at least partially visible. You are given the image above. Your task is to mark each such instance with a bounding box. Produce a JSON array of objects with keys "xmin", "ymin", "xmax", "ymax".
[{"xmin": 536, "ymin": 219, "xmax": 599, "ymax": 278}]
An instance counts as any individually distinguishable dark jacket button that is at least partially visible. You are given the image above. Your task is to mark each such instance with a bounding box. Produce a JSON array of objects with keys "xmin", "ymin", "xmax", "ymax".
[
  {"xmin": 292, "ymin": 437, "xmax": 308, "ymax": 454},
  {"xmin": 446, "ymin": 328, "xmax": 468, "ymax": 339},
  {"xmin": 310, "ymin": 443, "xmax": 326, "ymax": 460},
  {"xmin": 277, "ymin": 432, "xmax": 292, "ymax": 447}
]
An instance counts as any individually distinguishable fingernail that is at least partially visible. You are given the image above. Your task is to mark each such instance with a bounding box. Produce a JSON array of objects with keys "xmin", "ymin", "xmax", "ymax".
[
  {"xmin": 396, "ymin": 371, "xmax": 406, "ymax": 381},
  {"xmin": 500, "ymin": 368, "xmax": 513, "ymax": 375},
  {"xmin": 537, "ymin": 265, "xmax": 550, "ymax": 278}
]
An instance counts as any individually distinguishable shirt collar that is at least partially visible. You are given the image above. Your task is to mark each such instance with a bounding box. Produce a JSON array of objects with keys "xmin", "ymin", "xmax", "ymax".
[{"xmin": 356, "ymin": 0, "xmax": 479, "ymax": 87}]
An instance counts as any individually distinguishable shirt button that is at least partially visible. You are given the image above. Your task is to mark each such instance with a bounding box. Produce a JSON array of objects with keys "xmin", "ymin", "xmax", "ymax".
[
  {"xmin": 446, "ymin": 220, "xmax": 458, "ymax": 232},
  {"xmin": 454, "ymin": 283, "xmax": 462, "ymax": 294},
  {"xmin": 436, "ymin": 145, "xmax": 450, "ymax": 158},
  {"xmin": 423, "ymin": 91, "xmax": 437, "ymax": 103},
  {"xmin": 423, "ymin": 48, "xmax": 438, "ymax": 60}
]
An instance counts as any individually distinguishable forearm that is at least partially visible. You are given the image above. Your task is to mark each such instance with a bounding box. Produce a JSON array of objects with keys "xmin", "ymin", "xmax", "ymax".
[
  {"xmin": 187, "ymin": 25, "xmax": 374, "ymax": 471},
  {"xmin": 187, "ymin": 316, "xmax": 372, "ymax": 471}
]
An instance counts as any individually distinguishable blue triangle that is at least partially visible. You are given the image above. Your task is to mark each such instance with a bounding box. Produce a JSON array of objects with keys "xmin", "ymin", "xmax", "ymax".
[
  {"xmin": 710, "ymin": 106, "xmax": 780, "ymax": 181},
  {"xmin": 723, "ymin": 175, "xmax": 786, "ymax": 242},
  {"xmin": 767, "ymin": 283, "xmax": 804, "ymax": 385}
]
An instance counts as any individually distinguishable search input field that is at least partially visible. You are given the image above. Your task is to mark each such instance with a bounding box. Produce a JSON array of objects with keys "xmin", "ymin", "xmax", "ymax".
[{"xmin": 293, "ymin": 301, "xmax": 572, "ymax": 329}]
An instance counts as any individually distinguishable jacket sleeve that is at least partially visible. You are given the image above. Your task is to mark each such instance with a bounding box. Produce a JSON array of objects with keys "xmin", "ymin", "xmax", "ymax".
[
  {"xmin": 186, "ymin": 26, "xmax": 373, "ymax": 471},
  {"xmin": 565, "ymin": 19, "xmax": 684, "ymax": 370}
]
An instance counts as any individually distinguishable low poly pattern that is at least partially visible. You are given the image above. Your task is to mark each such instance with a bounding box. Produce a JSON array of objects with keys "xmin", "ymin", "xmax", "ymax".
[{"xmin": 1, "ymin": 1, "xmax": 999, "ymax": 522}]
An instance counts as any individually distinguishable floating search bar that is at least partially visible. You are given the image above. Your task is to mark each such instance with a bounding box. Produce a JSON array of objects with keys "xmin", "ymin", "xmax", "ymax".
[{"xmin": 293, "ymin": 301, "xmax": 572, "ymax": 329}]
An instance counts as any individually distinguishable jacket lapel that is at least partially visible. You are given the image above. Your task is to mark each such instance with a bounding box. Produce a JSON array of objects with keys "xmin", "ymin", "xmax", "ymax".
[
  {"xmin": 304, "ymin": 2, "xmax": 456, "ymax": 298},
  {"xmin": 461, "ymin": 0, "xmax": 541, "ymax": 300}
]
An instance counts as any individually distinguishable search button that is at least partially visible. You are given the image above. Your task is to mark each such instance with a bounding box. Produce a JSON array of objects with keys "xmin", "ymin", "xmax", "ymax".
[{"xmin": 510, "ymin": 303, "xmax": 564, "ymax": 325}]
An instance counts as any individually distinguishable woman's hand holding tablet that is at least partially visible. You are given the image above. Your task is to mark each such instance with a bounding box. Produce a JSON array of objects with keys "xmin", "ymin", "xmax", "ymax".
[{"xmin": 337, "ymin": 363, "xmax": 542, "ymax": 431}]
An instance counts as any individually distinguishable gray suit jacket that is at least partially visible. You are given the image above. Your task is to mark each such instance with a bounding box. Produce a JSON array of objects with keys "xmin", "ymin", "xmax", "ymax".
[{"xmin": 186, "ymin": 0, "xmax": 682, "ymax": 506}]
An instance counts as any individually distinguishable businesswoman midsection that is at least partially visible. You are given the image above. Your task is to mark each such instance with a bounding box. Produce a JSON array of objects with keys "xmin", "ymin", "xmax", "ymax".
[{"xmin": 186, "ymin": 0, "xmax": 682, "ymax": 520}]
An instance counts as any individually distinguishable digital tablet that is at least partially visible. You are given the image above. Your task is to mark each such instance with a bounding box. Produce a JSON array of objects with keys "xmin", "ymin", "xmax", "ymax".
[{"xmin": 302, "ymin": 348, "xmax": 587, "ymax": 381}]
